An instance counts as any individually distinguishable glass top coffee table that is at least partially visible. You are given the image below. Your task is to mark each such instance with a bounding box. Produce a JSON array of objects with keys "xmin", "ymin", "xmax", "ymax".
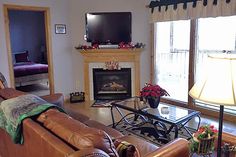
[{"xmin": 110, "ymin": 97, "xmax": 201, "ymax": 142}]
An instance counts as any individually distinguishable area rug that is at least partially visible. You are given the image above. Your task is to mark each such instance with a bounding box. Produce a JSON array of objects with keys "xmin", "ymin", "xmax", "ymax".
[
  {"xmin": 91, "ymin": 100, "xmax": 114, "ymax": 107},
  {"xmin": 109, "ymin": 117, "xmax": 196, "ymax": 147}
]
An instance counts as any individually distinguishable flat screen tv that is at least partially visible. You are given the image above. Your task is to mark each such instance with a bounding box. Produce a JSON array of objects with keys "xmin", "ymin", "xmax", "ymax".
[{"xmin": 85, "ymin": 12, "xmax": 132, "ymax": 45}]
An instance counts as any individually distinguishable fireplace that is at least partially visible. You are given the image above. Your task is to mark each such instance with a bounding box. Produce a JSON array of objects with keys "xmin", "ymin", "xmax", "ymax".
[
  {"xmin": 93, "ymin": 68, "xmax": 131, "ymax": 100},
  {"xmin": 80, "ymin": 49, "xmax": 143, "ymax": 101}
]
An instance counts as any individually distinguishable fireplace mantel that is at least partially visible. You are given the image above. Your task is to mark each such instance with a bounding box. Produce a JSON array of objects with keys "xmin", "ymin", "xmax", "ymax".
[{"xmin": 79, "ymin": 48, "xmax": 143, "ymax": 101}]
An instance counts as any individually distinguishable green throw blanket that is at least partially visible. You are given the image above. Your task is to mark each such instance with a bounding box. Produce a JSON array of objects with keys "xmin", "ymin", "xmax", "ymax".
[{"xmin": 0, "ymin": 94, "xmax": 64, "ymax": 144}]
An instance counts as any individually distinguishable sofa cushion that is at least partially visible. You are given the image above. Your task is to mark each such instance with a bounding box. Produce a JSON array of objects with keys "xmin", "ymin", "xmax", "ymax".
[
  {"xmin": 37, "ymin": 109, "xmax": 119, "ymax": 157},
  {"xmin": 84, "ymin": 120, "xmax": 124, "ymax": 139}
]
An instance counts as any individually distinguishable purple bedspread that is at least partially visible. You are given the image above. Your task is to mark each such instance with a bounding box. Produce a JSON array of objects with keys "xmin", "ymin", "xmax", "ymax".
[{"xmin": 14, "ymin": 62, "xmax": 48, "ymax": 77}]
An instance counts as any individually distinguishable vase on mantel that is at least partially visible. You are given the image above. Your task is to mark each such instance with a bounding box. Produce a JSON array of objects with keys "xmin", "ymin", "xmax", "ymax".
[{"xmin": 147, "ymin": 97, "xmax": 160, "ymax": 108}]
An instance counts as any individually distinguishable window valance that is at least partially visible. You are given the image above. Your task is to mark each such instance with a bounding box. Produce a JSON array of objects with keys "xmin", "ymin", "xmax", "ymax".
[{"xmin": 149, "ymin": 0, "xmax": 236, "ymax": 22}]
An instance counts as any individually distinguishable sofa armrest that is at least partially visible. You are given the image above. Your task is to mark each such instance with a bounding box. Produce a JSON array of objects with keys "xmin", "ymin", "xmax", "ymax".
[
  {"xmin": 40, "ymin": 93, "xmax": 64, "ymax": 108},
  {"xmin": 68, "ymin": 148, "xmax": 110, "ymax": 157},
  {"xmin": 145, "ymin": 138, "xmax": 190, "ymax": 157}
]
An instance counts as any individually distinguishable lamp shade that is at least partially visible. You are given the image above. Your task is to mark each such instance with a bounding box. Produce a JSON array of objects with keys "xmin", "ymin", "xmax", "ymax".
[{"xmin": 189, "ymin": 54, "xmax": 236, "ymax": 106}]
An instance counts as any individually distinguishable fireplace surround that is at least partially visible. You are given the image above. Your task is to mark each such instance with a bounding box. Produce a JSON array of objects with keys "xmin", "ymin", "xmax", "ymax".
[
  {"xmin": 93, "ymin": 68, "xmax": 131, "ymax": 100},
  {"xmin": 79, "ymin": 48, "xmax": 143, "ymax": 101}
]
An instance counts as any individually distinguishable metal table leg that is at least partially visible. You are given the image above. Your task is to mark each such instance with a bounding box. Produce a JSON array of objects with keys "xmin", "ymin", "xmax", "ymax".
[
  {"xmin": 110, "ymin": 106, "xmax": 116, "ymax": 128},
  {"xmin": 174, "ymin": 125, "xmax": 179, "ymax": 138},
  {"xmin": 196, "ymin": 115, "xmax": 201, "ymax": 130},
  {"xmin": 113, "ymin": 106, "xmax": 147, "ymax": 127},
  {"xmin": 179, "ymin": 115, "xmax": 201, "ymax": 138}
]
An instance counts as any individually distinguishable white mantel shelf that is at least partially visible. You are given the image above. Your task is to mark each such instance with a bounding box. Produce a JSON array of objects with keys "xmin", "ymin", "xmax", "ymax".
[{"xmin": 79, "ymin": 48, "xmax": 143, "ymax": 101}]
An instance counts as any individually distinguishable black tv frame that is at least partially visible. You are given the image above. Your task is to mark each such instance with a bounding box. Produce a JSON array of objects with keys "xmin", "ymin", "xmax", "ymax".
[{"xmin": 85, "ymin": 12, "xmax": 132, "ymax": 45}]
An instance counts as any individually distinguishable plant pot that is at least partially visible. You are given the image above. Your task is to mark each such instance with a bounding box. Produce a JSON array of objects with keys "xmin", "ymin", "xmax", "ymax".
[
  {"xmin": 197, "ymin": 136, "xmax": 215, "ymax": 155},
  {"xmin": 190, "ymin": 136, "xmax": 215, "ymax": 155},
  {"xmin": 147, "ymin": 97, "xmax": 160, "ymax": 108}
]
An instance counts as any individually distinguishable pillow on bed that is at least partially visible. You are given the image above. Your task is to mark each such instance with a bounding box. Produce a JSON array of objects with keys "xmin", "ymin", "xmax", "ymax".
[{"xmin": 15, "ymin": 51, "xmax": 29, "ymax": 63}]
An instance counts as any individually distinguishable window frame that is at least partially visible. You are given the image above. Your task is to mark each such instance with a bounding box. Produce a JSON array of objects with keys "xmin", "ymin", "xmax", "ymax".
[{"xmin": 151, "ymin": 19, "xmax": 236, "ymax": 123}]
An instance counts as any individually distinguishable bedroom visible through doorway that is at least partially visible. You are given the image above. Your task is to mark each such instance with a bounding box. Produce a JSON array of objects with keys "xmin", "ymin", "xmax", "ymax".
[{"xmin": 4, "ymin": 4, "xmax": 54, "ymax": 96}]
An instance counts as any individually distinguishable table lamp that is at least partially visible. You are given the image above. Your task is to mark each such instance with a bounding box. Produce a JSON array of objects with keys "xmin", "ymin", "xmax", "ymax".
[{"xmin": 189, "ymin": 54, "xmax": 236, "ymax": 157}]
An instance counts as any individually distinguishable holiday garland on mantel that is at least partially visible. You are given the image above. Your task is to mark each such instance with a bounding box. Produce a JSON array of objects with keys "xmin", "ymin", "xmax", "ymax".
[{"xmin": 148, "ymin": 0, "xmax": 231, "ymax": 13}]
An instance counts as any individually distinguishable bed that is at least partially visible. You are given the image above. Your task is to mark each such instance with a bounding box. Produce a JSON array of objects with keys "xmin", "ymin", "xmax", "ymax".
[{"xmin": 13, "ymin": 51, "xmax": 49, "ymax": 87}]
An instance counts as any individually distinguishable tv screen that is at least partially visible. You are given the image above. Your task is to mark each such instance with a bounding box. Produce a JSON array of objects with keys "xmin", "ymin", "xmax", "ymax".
[{"xmin": 85, "ymin": 12, "xmax": 132, "ymax": 45}]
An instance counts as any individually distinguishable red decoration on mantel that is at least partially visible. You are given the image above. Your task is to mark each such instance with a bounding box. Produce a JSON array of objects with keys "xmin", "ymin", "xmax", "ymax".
[
  {"xmin": 75, "ymin": 42, "xmax": 145, "ymax": 50},
  {"xmin": 118, "ymin": 42, "xmax": 135, "ymax": 49},
  {"xmin": 119, "ymin": 42, "xmax": 145, "ymax": 49},
  {"xmin": 75, "ymin": 44, "xmax": 99, "ymax": 50}
]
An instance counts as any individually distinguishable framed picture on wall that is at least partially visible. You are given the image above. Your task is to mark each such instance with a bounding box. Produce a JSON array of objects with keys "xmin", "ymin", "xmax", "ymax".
[{"xmin": 55, "ymin": 24, "xmax": 66, "ymax": 34}]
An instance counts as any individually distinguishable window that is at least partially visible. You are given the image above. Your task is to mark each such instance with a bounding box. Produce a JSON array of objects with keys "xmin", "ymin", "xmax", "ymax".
[
  {"xmin": 154, "ymin": 20, "xmax": 190, "ymax": 102},
  {"xmin": 195, "ymin": 16, "xmax": 236, "ymax": 114},
  {"xmin": 154, "ymin": 15, "xmax": 236, "ymax": 114}
]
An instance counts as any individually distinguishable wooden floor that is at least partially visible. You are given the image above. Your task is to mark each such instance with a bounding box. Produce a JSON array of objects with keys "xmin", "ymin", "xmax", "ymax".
[
  {"xmin": 65, "ymin": 100, "xmax": 236, "ymax": 136},
  {"xmin": 16, "ymin": 83, "xmax": 50, "ymax": 96}
]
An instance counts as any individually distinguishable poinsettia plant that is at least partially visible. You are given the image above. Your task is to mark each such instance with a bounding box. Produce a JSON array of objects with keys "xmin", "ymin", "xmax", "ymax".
[
  {"xmin": 190, "ymin": 125, "xmax": 218, "ymax": 153},
  {"xmin": 194, "ymin": 125, "xmax": 218, "ymax": 139},
  {"xmin": 140, "ymin": 83, "xmax": 169, "ymax": 100}
]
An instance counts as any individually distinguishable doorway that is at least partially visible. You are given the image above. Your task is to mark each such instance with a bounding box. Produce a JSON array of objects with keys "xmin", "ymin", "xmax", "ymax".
[{"xmin": 3, "ymin": 4, "xmax": 54, "ymax": 95}]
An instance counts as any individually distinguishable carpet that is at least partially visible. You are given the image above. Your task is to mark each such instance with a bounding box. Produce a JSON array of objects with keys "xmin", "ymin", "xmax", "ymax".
[
  {"xmin": 110, "ymin": 117, "xmax": 196, "ymax": 147},
  {"xmin": 91, "ymin": 100, "xmax": 114, "ymax": 107}
]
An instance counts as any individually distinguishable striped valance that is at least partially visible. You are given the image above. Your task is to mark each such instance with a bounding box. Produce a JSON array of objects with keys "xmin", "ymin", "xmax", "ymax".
[{"xmin": 150, "ymin": 0, "xmax": 236, "ymax": 22}]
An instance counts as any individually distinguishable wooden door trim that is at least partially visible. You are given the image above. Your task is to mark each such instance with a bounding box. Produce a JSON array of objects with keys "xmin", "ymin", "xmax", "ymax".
[{"xmin": 3, "ymin": 4, "xmax": 54, "ymax": 94}]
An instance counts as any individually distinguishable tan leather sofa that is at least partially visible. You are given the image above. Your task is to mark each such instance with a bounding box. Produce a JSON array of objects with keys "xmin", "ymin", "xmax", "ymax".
[
  {"xmin": 0, "ymin": 88, "xmax": 190, "ymax": 157},
  {"xmin": 64, "ymin": 107, "xmax": 236, "ymax": 157},
  {"xmin": 1, "ymin": 88, "xmax": 236, "ymax": 157}
]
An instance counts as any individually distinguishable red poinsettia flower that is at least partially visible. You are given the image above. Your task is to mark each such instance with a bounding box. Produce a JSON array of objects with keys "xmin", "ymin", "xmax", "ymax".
[
  {"xmin": 140, "ymin": 83, "xmax": 169, "ymax": 100},
  {"xmin": 198, "ymin": 127, "xmax": 205, "ymax": 134},
  {"xmin": 195, "ymin": 125, "xmax": 218, "ymax": 139},
  {"xmin": 210, "ymin": 125, "xmax": 214, "ymax": 129}
]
